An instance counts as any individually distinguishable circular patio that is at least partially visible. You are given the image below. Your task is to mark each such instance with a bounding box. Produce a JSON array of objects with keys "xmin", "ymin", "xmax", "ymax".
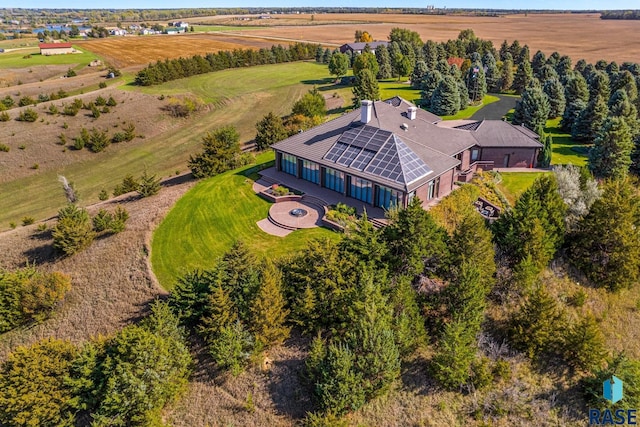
[{"xmin": 268, "ymin": 200, "xmax": 323, "ymax": 229}]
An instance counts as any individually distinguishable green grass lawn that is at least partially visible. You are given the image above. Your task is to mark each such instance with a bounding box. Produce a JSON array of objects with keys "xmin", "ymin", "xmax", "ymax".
[
  {"xmin": 545, "ymin": 118, "xmax": 589, "ymax": 166},
  {"xmin": 0, "ymin": 46, "xmax": 98, "ymax": 69},
  {"xmin": 440, "ymin": 95, "xmax": 500, "ymax": 120},
  {"xmin": 379, "ymin": 79, "xmax": 421, "ymax": 104},
  {"xmin": 151, "ymin": 151, "xmax": 340, "ymax": 290},
  {"xmin": 497, "ymin": 171, "xmax": 550, "ymax": 204}
]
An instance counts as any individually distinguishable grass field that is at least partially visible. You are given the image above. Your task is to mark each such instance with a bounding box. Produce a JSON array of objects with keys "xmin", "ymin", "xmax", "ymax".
[
  {"xmin": 0, "ymin": 46, "xmax": 97, "ymax": 69},
  {"xmin": 545, "ymin": 118, "xmax": 589, "ymax": 166},
  {"xmin": 0, "ymin": 62, "xmax": 331, "ymax": 229},
  {"xmin": 151, "ymin": 152, "xmax": 339, "ymax": 289}
]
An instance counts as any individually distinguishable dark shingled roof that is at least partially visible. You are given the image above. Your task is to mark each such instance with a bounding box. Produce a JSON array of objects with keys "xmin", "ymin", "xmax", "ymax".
[
  {"xmin": 340, "ymin": 41, "xmax": 389, "ymax": 53},
  {"xmin": 271, "ymin": 98, "xmax": 541, "ymax": 192}
]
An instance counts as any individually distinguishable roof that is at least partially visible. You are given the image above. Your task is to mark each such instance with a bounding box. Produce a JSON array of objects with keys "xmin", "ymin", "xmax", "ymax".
[
  {"xmin": 39, "ymin": 43, "xmax": 72, "ymax": 49},
  {"xmin": 340, "ymin": 41, "xmax": 389, "ymax": 52},
  {"xmin": 439, "ymin": 119, "xmax": 543, "ymax": 148}
]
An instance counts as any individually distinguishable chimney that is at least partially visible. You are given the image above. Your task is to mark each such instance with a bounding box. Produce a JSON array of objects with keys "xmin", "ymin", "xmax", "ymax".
[
  {"xmin": 408, "ymin": 106, "xmax": 417, "ymax": 120},
  {"xmin": 361, "ymin": 100, "xmax": 373, "ymax": 124}
]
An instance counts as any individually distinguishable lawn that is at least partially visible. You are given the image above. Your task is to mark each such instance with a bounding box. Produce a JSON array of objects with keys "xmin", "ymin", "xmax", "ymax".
[
  {"xmin": 379, "ymin": 79, "xmax": 421, "ymax": 104},
  {"xmin": 497, "ymin": 171, "xmax": 550, "ymax": 204},
  {"xmin": 151, "ymin": 151, "xmax": 340, "ymax": 290},
  {"xmin": 440, "ymin": 95, "xmax": 500, "ymax": 120},
  {"xmin": 545, "ymin": 118, "xmax": 589, "ymax": 166},
  {"xmin": 0, "ymin": 46, "xmax": 97, "ymax": 69}
]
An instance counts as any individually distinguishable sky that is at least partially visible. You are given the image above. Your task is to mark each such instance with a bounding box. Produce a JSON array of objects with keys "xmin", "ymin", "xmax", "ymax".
[{"xmin": 4, "ymin": 0, "xmax": 640, "ymax": 10}]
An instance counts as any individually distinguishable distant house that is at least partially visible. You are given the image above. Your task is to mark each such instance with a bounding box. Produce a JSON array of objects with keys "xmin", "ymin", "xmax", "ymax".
[
  {"xmin": 339, "ymin": 41, "xmax": 389, "ymax": 55},
  {"xmin": 270, "ymin": 97, "xmax": 542, "ymax": 210},
  {"xmin": 109, "ymin": 29, "xmax": 127, "ymax": 36},
  {"xmin": 39, "ymin": 42, "xmax": 74, "ymax": 55},
  {"xmin": 170, "ymin": 21, "xmax": 189, "ymax": 28}
]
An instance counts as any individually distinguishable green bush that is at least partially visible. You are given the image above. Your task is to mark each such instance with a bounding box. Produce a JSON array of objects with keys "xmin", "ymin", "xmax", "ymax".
[
  {"xmin": 17, "ymin": 108, "xmax": 38, "ymax": 122},
  {"xmin": 18, "ymin": 96, "xmax": 35, "ymax": 107},
  {"xmin": 106, "ymin": 96, "xmax": 117, "ymax": 107},
  {"xmin": 0, "ymin": 143, "xmax": 9, "ymax": 152},
  {"xmin": 0, "ymin": 112, "xmax": 9, "ymax": 122},
  {"xmin": 113, "ymin": 174, "xmax": 139, "ymax": 196},
  {"xmin": 98, "ymin": 189, "xmax": 109, "ymax": 201},
  {"xmin": 65, "ymin": 68, "xmax": 76, "ymax": 77},
  {"xmin": 90, "ymin": 105, "xmax": 100, "ymax": 119},
  {"xmin": 98, "ymin": 81, "xmax": 107, "ymax": 89},
  {"xmin": 48, "ymin": 104, "xmax": 59, "ymax": 115},
  {"xmin": 21, "ymin": 216, "xmax": 35, "ymax": 226},
  {"xmin": 272, "ymin": 185, "xmax": 290, "ymax": 196},
  {"xmin": 52, "ymin": 204, "xmax": 96, "ymax": 256},
  {"xmin": 1, "ymin": 95, "xmax": 14, "ymax": 108},
  {"xmin": 63, "ymin": 104, "xmax": 79, "ymax": 116},
  {"xmin": 137, "ymin": 170, "xmax": 161, "ymax": 197},
  {"xmin": 209, "ymin": 322, "xmax": 255, "ymax": 376},
  {"xmin": 86, "ymin": 128, "xmax": 110, "ymax": 153}
]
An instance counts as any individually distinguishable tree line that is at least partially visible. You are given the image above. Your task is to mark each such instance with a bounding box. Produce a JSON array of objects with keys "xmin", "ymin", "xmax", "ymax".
[{"xmin": 134, "ymin": 42, "xmax": 322, "ymax": 86}]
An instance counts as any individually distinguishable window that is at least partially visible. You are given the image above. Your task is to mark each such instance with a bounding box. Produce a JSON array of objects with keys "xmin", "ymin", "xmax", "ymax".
[
  {"xmin": 348, "ymin": 176, "xmax": 373, "ymax": 204},
  {"xmin": 376, "ymin": 185, "xmax": 403, "ymax": 210},
  {"xmin": 323, "ymin": 167, "xmax": 344, "ymax": 193},
  {"xmin": 301, "ymin": 160, "xmax": 320, "ymax": 184},
  {"xmin": 281, "ymin": 153, "xmax": 297, "ymax": 176},
  {"xmin": 471, "ymin": 149, "xmax": 479, "ymax": 162},
  {"xmin": 427, "ymin": 180, "xmax": 435, "ymax": 200}
]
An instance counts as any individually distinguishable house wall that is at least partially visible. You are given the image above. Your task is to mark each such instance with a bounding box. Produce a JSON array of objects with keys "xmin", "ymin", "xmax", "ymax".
[
  {"xmin": 41, "ymin": 47, "xmax": 73, "ymax": 55},
  {"xmin": 438, "ymin": 168, "xmax": 455, "ymax": 198},
  {"xmin": 460, "ymin": 149, "xmax": 471, "ymax": 170},
  {"xmin": 479, "ymin": 147, "xmax": 539, "ymax": 168}
]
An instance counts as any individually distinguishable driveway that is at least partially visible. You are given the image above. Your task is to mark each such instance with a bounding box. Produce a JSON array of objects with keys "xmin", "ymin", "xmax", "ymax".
[{"xmin": 470, "ymin": 94, "xmax": 519, "ymax": 121}]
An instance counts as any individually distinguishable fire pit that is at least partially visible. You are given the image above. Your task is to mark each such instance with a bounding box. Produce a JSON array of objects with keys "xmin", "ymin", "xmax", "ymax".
[{"xmin": 289, "ymin": 208, "xmax": 308, "ymax": 217}]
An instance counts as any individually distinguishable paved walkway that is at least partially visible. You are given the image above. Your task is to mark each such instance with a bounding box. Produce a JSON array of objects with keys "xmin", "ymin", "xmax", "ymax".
[
  {"xmin": 269, "ymin": 200, "xmax": 324, "ymax": 229},
  {"xmin": 470, "ymin": 94, "xmax": 519, "ymax": 121},
  {"xmin": 256, "ymin": 218, "xmax": 292, "ymax": 237}
]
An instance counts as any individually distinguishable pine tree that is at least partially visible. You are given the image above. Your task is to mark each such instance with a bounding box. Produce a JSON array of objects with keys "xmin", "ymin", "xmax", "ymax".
[
  {"xmin": 466, "ymin": 60, "xmax": 487, "ymax": 102},
  {"xmin": 449, "ymin": 213, "xmax": 496, "ymax": 289},
  {"xmin": 531, "ymin": 50, "xmax": 546, "ymax": 78},
  {"xmin": 570, "ymin": 178, "xmax": 640, "ymax": 291},
  {"xmin": 509, "ymin": 285, "xmax": 565, "ymax": 359},
  {"xmin": 572, "ymin": 94, "xmax": 609, "ymax": 141},
  {"xmin": 430, "ymin": 75, "xmax": 461, "ymax": 116},
  {"xmin": 411, "ymin": 60, "xmax": 428, "ymax": 89},
  {"xmin": 543, "ymin": 78, "xmax": 566, "ymax": 118},
  {"xmin": 200, "ymin": 279, "xmax": 237, "ymax": 341},
  {"xmin": 587, "ymin": 70, "xmax": 611, "ymax": 101},
  {"xmin": 537, "ymin": 131, "xmax": 553, "ymax": 168},
  {"xmin": 255, "ymin": 112, "xmax": 288, "ymax": 150},
  {"xmin": 589, "ymin": 116, "xmax": 633, "ymax": 179},
  {"xmin": 482, "ymin": 52, "xmax": 500, "ymax": 92},
  {"xmin": 352, "ymin": 69, "xmax": 380, "ymax": 105},
  {"xmin": 562, "ymin": 313, "xmax": 607, "ymax": 373},
  {"xmin": 512, "ymin": 81, "xmax": 551, "ymax": 131},
  {"xmin": 609, "ymin": 89, "xmax": 640, "ymax": 137},
  {"xmin": 431, "ymin": 318, "xmax": 476, "ymax": 390},
  {"xmin": 250, "ymin": 261, "xmax": 291, "ymax": 347},
  {"xmin": 389, "ymin": 275, "xmax": 426, "ymax": 355},
  {"xmin": 375, "ymin": 44, "xmax": 392, "ymax": 80},
  {"xmin": 352, "ymin": 52, "xmax": 378, "ymax": 79},
  {"xmin": 513, "ymin": 60, "xmax": 533, "ymax": 93},
  {"xmin": 422, "ymin": 40, "xmax": 439, "ymax": 69},
  {"xmin": 137, "ymin": 169, "xmax": 161, "ymax": 197},
  {"xmin": 52, "ymin": 204, "xmax": 96, "ymax": 256},
  {"xmin": 420, "ymin": 69, "xmax": 442, "ymax": 107}
]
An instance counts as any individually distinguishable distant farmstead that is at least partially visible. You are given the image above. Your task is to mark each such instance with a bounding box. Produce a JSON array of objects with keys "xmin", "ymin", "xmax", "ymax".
[
  {"xmin": 339, "ymin": 41, "xmax": 389, "ymax": 55},
  {"xmin": 39, "ymin": 42, "xmax": 74, "ymax": 55}
]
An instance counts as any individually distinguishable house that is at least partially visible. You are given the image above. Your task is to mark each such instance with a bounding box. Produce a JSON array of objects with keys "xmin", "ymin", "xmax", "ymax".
[
  {"xmin": 109, "ymin": 28, "xmax": 127, "ymax": 36},
  {"xmin": 339, "ymin": 41, "xmax": 389, "ymax": 55},
  {"xmin": 170, "ymin": 21, "xmax": 189, "ymax": 28},
  {"xmin": 270, "ymin": 97, "xmax": 541, "ymax": 210},
  {"xmin": 39, "ymin": 42, "xmax": 74, "ymax": 55}
]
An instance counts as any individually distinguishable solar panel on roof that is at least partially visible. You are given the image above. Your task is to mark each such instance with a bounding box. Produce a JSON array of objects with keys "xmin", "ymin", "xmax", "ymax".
[
  {"xmin": 351, "ymin": 149, "xmax": 376, "ymax": 171},
  {"xmin": 337, "ymin": 145, "xmax": 362, "ymax": 166},
  {"xmin": 323, "ymin": 141, "xmax": 348, "ymax": 161}
]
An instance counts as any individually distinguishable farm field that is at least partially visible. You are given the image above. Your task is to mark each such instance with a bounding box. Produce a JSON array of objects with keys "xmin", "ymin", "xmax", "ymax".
[
  {"xmin": 75, "ymin": 33, "xmax": 298, "ymax": 69},
  {"xmin": 214, "ymin": 12, "xmax": 640, "ymax": 64}
]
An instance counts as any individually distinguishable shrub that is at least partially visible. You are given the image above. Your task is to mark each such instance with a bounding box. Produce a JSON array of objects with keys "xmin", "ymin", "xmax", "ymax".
[
  {"xmin": 106, "ymin": 96, "xmax": 117, "ymax": 107},
  {"xmin": 36, "ymin": 223, "xmax": 47, "ymax": 232},
  {"xmin": 52, "ymin": 204, "xmax": 96, "ymax": 256},
  {"xmin": 272, "ymin": 185, "xmax": 290, "ymax": 196},
  {"xmin": 113, "ymin": 174, "xmax": 139, "ymax": 196},
  {"xmin": 1, "ymin": 95, "xmax": 14, "ymax": 108},
  {"xmin": 18, "ymin": 96, "xmax": 35, "ymax": 107},
  {"xmin": 0, "ymin": 112, "xmax": 9, "ymax": 122},
  {"xmin": 92, "ymin": 209, "xmax": 112, "ymax": 233},
  {"xmin": 65, "ymin": 68, "xmax": 76, "ymax": 77},
  {"xmin": 165, "ymin": 96, "xmax": 202, "ymax": 118},
  {"xmin": 98, "ymin": 81, "xmax": 107, "ymax": 89},
  {"xmin": 123, "ymin": 122, "xmax": 136, "ymax": 141},
  {"xmin": 101, "ymin": 106, "xmax": 110, "ymax": 114},
  {"xmin": 17, "ymin": 108, "xmax": 38, "ymax": 122},
  {"xmin": 111, "ymin": 132, "xmax": 126, "ymax": 143},
  {"xmin": 18, "ymin": 144, "xmax": 26, "ymax": 150},
  {"xmin": 63, "ymin": 104, "xmax": 79, "ymax": 116},
  {"xmin": 86, "ymin": 128, "xmax": 110, "ymax": 153},
  {"xmin": 137, "ymin": 170, "xmax": 161, "ymax": 197},
  {"xmin": 90, "ymin": 105, "xmax": 100, "ymax": 119},
  {"xmin": 209, "ymin": 321, "xmax": 255, "ymax": 376},
  {"xmin": 98, "ymin": 189, "xmax": 108, "ymax": 201},
  {"xmin": 31, "ymin": 163, "xmax": 39, "ymax": 170},
  {"xmin": 57, "ymin": 134, "xmax": 67, "ymax": 146},
  {"xmin": 0, "ymin": 144, "xmax": 9, "ymax": 152},
  {"xmin": 48, "ymin": 104, "xmax": 59, "ymax": 115},
  {"xmin": 38, "ymin": 93, "xmax": 50, "ymax": 103},
  {"xmin": 92, "ymin": 206, "xmax": 128, "ymax": 234},
  {"xmin": 21, "ymin": 216, "xmax": 35, "ymax": 226}
]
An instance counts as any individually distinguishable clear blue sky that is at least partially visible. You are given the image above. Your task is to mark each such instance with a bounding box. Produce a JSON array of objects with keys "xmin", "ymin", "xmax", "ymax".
[{"xmin": 4, "ymin": 1, "xmax": 639, "ymax": 10}]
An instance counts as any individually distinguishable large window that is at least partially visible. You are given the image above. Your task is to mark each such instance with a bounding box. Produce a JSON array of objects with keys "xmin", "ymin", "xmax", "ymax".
[
  {"xmin": 281, "ymin": 153, "xmax": 297, "ymax": 176},
  {"xmin": 301, "ymin": 160, "xmax": 320, "ymax": 184},
  {"xmin": 427, "ymin": 177, "xmax": 440, "ymax": 200},
  {"xmin": 471, "ymin": 149, "xmax": 479, "ymax": 162},
  {"xmin": 376, "ymin": 185, "xmax": 403, "ymax": 210},
  {"xmin": 349, "ymin": 176, "xmax": 373, "ymax": 204},
  {"xmin": 323, "ymin": 167, "xmax": 344, "ymax": 193}
]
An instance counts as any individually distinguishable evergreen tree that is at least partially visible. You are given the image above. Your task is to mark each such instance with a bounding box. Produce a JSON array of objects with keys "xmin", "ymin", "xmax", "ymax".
[
  {"xmin": 538, "ymin": 64, "xmax": 558, "ymax": 82},
  {"xmin": 561, "ymin": 72, "xmax": 590, "ymax": 131},
  {"xmin": 52, "ymin": 204, "xmax": 96, "ymax": 256},
  {"xmin": 537, "ymin": 131, "xmax": 553, "ymax": 168},
  {"xmin": 531, "ymin": 50, "xmax": 546, "ymax": 78},
  {"xmin": 137, "ymin": 169, "xmax": 161, "ymax": 197},
  {"xmin": 572, "ymin": 94, "xmax": 609, "ymax": 141},
  {"xmin": 449, "ymin": 212, "xmax": 496, "ymax": 289},
  {"xmin": 513, "ymin": 60, "xmax": 533, "ymax": 93},
  {"xmin": 430, "ymin": 75, "xmax": 461, "ymax": 116},
  {"xmin": 352, "ymin": 52, "xmax": 378, "ymax": 79},
  {"xmin": 352, "ymin": 69, "xmax": 380, "ymax": 105},
  {"xmin": 609, "ymin": 89, "xmax": 639, "ymax": 137},
  {"xmin": 209, "ymin": 321, "xmax": 255, "ymax": 376},
  {"xmin": 589, "ymin": 116, "xmax": 633, "ymax": 179},
  {"xmin": 499, "ymin": 55, "xmax": 514, "ymax": 92},
  {"xmin": 512, "ymin": 81, "xmax": 551, "ymax": 131},
  {"xmin": 292, "ymin": 88, "xmax": 326, "ymax": 118},
  {"xmin": 168, "ymin": 269, "xmax": 212, "ymax": 326},
  {"xmin": 509, "ymin": 285, "xmax": 565, "ymax": 359},
  {"xmin": 570, "ymin": 178, "xmax": 640, "ymax": 291},
  {"xmin": 389, "ymin": 275, "xmax": 426, "ymax": 355},
  {"xmin": 562, "ymin": 313, "xmax": 607, "ymax": 373},
  {"xmin": 587, "ymin": 70, "xmax": 611, "ymax": 100},
  {"xmin": 458, "ymin": 80, "xmax": 470, "ymax": 110},
  {"xmin": 466, "ymin": 60, "xmax": 487, "ymax": 102},
  {"xmin": 375, "ymin": 44, "xmax": 392, "ymax": 80},
  {"xmin": 420, "ymin": 69, "xmax": 442, "ymax": 107},
  {"xmin": 255, "ymin": 112, "xmax": 288, "ymax": 150},
  {"xmin": 250, "ymin": 261, "xmax": 291, "ymax": 347},
  {"xmin": 422, "ymin": 40, "xmax": 439, "ymax": 69},
  {"xmin": 431, "ymin": 317, "xmax": 477, "ymax": 390},
  {"xmin": 188, "ymin": 126, "xmax": 242, "ymax": 179},
  {"xmin": 322, "ymin": 48, "xmax": 332, "ymax": 64},
  {"xmin": 411, "ymin": 60, "xmax": 428, "ymax": 89},
  {"xmin": 543, "ymin": 77, "xmax": 566, "ymax": 118},
  {"xmin": 221, "ymin": 241, "xmax": 261, "ymax": 321},
  {"xmin": 200, "ymin": 279, "xmax": 237, "ymax": 341},
  {"xmin": 613, "ymin": 70, "xmax": 638, "ymax": 103},
  {"xmin": 482, "ymin": 52, "xmax": 500, "ymax": 92}
]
